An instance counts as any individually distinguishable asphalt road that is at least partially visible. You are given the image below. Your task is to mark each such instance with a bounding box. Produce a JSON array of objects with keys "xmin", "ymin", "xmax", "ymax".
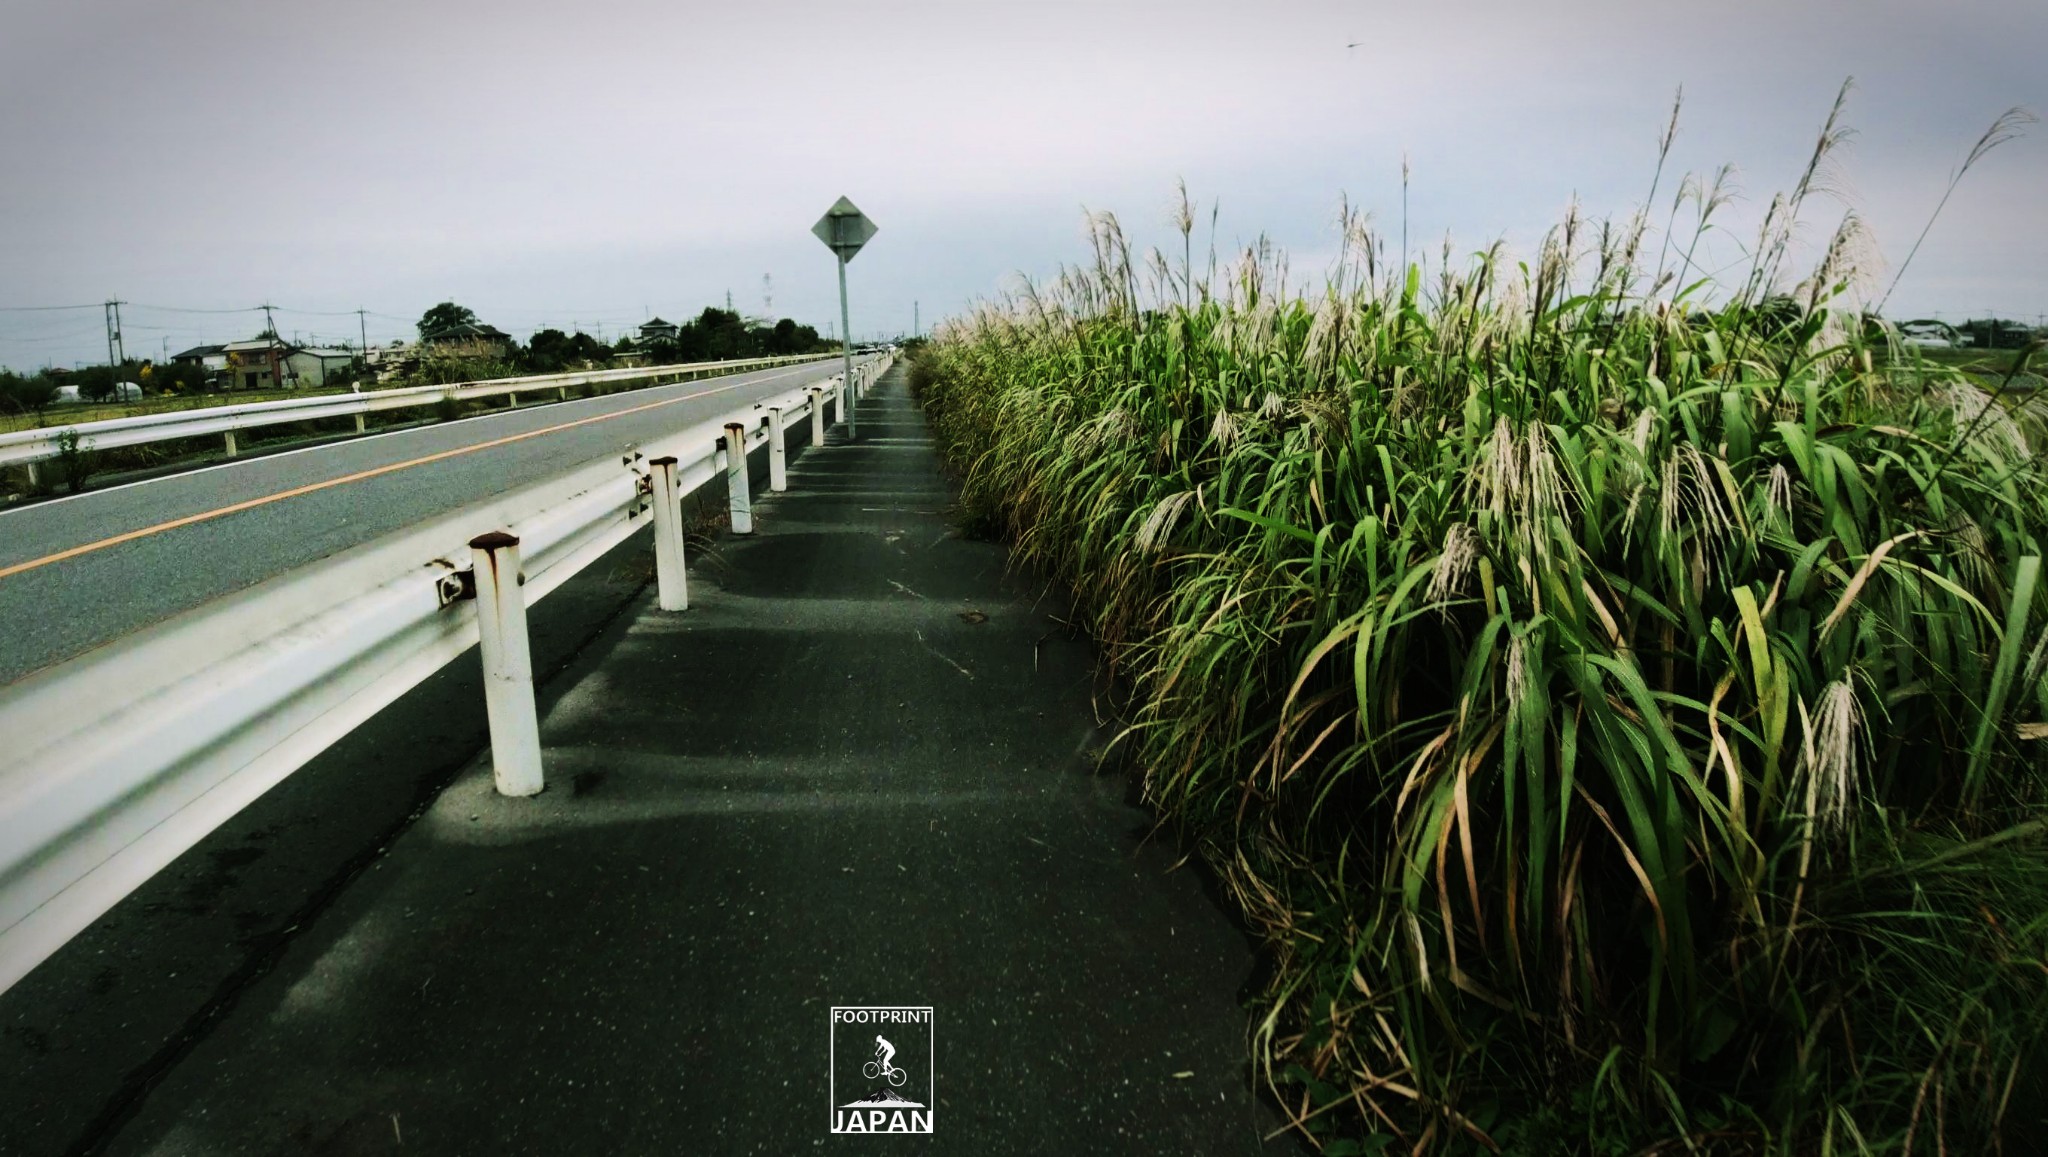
[
  {"xmin": 0, "ymin": 358, "xmax": 854, "ymax": 686},
  {"xmin": 82, "ymin": 369, "xmax": 1288, "ymax": 1154}
]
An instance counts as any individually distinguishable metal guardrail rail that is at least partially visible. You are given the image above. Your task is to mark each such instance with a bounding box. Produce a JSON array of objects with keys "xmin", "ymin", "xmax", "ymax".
[
  {"xmin": 0, "ymin": 351, "xmax": 894, "ymax": 993},
  {"xmin": 0, "ymin": 352, "xmax": 835, "ymax": 470}
]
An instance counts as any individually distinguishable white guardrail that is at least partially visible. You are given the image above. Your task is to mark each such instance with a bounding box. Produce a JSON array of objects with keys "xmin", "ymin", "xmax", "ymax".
[
  {"xmin": 0, "ymin": 352, "xmax": 835, "ymax": 472},
  {"xmin": 0, "ymin": 351, "xmax": 895, "ymax": 993}
]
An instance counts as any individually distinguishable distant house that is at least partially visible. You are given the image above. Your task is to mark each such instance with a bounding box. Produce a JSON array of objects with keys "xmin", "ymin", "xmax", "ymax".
[
  {"xmin": 223, "ymin": 337, "xmax": 290, "ymax": 390},
  {"xmin": 282, "ymin": 347, "xmax": 355, "ymax": 388},
  {"xmin": 365, "ymin": 340, "xmax": 418, "ymax": 383},
  {"xmin": 219, "ymin": 337, "xmax": 356, "ymax": 389},
  {"xmin": 170, "ymin": 344, "xmax": 229, "ymax": 373},
  {"xmin": 421, "ymin": 321, "xmax": 513, "ymax": 360},
  {"xmin": 637, "ymin": 317, "xmax": 680, "ymax": 346},
  {"xmin": 364, "ymin": 340, "xmax": 414, "ymax": 366}
]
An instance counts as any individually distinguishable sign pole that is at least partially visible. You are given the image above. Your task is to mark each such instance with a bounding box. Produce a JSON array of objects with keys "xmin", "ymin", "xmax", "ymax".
[
  {"xmin": 812, "ymin": 196, "xmax": 877, "ymax": 443},
  {"xmin": 838, "ymin": 251, "xmax": 855, "ymax": 440}
]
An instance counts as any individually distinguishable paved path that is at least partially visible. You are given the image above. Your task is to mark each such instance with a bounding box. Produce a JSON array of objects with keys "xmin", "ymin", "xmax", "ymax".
[
  {"xmin": 94, "ymin": 366, "xmax": 1288, "ymax": 1154},
  {"xmin": 0, "ymin": 357, "xmax": 853, "ymax": 685}
]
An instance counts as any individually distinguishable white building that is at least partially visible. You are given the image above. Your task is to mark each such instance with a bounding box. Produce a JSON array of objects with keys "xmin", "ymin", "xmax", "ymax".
[{"xmin": 282, "ymin": 347, "xmax": 355, "ymax": 388}]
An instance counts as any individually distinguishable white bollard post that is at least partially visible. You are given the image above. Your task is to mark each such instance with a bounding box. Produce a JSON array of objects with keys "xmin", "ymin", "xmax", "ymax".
[
  {"xmin": 768, "ymin": 406, "xmax": 787, "ymax": 492},
  {"xmin": 809, "ymin": 388, "xmax": 825, "ymax": 447},
  {"xmin": 223, "ymin": 429, "xmax": 238, "ymax": 457},
  {"xmin": 354, "ymin": 412, "xmax": 366, "ymax": 434},
  {"xmin": 724, "ymin": 422, "xmax": 754, "ymax": 534},
  {"xmin": 649, "ymin": 456, "xmax": 688, "ymax": 611},
  {"xmin": 470, "ymin": 531, "xmax": 544, "ymax": 797},
  {"xmin": 24, "ymin": 461, "xmax": 39, "ymax": 490},
  {"xmin": 835, "ymin": 374, "xmax": 848, "ymax": 428}
]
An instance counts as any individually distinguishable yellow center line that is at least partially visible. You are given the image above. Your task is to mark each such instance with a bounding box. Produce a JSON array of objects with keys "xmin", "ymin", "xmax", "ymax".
[{"xmin": 0, "ymin": 369, "xmax": 812, "ymax": 583}]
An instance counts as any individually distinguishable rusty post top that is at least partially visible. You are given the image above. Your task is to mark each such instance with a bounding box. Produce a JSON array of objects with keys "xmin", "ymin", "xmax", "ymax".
[
  {"xmin": 724, "ymin": 421, "xmax": 745, "ymax": 430},
  {"xmin": 648, "ymin": 455, "xmax": 677, "ymax": 466},
  {"xmin": 469, "ymin": 530, "xmax": 520, "ymax": 550}
]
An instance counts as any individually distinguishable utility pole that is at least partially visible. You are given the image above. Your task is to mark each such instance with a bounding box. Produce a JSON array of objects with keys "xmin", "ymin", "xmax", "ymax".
[
  {"xmin": 914, "ymin": 301, "xmax": 919, "ymax": 339},
  {"xmin": 357, "ymin": 308, "xmax": 369, "ymax": 358},
  {"xmin": 259, "ymin": 303, "xmax": 277, "ymax": 338},
  {"xmin": 1400, "ymin": 152, "xmax": 1410, "ymax": 278},
  {"xmin": 104, "ymin": 299, "xmax": 127, "ymax": 390}
]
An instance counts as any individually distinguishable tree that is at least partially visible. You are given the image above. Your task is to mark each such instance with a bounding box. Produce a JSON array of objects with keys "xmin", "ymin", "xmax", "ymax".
[
  {"xmin": 72, "ymin": 364, "xmax": 121, "ymax": 403},
  {"xmin": 522, "ymin": 328, "xmax": 613, "ymax": 372},
  {"xmin": 0, "ymin": 370, "xmax": 58, "ymax": 415},
  {"xmin": 418, "ymin": 302, "xmax": 480, "ymax": 340},
  {"xmin": 564, "ymin": 331, "xmax": 610, "ymax": 366},
  {"xmin": 524, "ymin": 328, "xmax": 572, "ymax": 373},
  {"xmin": 765, "ymin": 317, "xmax": 825, "ymax": 355}
]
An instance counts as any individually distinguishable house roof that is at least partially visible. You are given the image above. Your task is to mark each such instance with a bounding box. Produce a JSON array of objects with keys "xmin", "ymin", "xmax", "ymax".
[
  {"xmin": 223, "ymin": 338, "xmax": 286, "ymax": 353},
  {"xmin": 422, "ymin": 322, "xmax": 510, "ymax": 343},
  {"xmin": 640, "ymin": 317, "xmax": 676, "ymax": 329},
  {"xmin": 170, "ymin": 343, "xmax": 226, "ymax": 360}
]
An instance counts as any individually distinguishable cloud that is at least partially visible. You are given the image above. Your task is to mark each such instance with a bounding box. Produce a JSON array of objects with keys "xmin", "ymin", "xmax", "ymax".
[{"xmin": 1, "ymin": 0, "xmax": 2042, "ymax": 368}]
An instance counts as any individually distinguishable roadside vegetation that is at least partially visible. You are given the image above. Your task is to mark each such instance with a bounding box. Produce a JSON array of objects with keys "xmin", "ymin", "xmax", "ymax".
[{"xmin": 914, "ymin": 94, "xmax": 2047, "ymax": 1152}]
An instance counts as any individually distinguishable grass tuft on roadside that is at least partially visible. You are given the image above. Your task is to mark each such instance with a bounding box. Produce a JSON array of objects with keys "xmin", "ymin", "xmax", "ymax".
[{"xmin": 914, "ymin": 99, "xmax": 2048, "ymax": 1153}]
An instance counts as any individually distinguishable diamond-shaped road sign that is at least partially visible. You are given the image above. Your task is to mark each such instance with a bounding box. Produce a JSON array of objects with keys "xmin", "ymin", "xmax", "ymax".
[{"xmin": 812, "ymin": 197, "xmax": 877, "ymax": 262}]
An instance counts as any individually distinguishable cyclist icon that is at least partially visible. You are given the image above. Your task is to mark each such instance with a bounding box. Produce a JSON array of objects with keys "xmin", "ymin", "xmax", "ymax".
[{"xmin": 862, "ymin": 1034, "xmax": 907, "ymax": 1087}]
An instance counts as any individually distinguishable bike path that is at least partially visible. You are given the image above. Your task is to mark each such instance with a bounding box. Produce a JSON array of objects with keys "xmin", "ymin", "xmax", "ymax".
[{"xmin": 95, "ymin": 366, "xmax": 1292, "ymax": 1154}]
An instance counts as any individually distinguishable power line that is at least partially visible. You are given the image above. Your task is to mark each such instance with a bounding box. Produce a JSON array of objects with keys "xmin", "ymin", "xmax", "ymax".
[
  {"xmin": 123, "ymin": 303, "xmax": 264, "ymax": 315},
  {"xmin": 273, "ymin": 306, "xmax": 384, "ymax": 318}
]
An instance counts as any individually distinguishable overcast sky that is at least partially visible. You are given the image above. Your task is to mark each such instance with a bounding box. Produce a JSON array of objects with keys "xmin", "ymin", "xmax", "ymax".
[{"xmin": 1, "ymin": 0, "xmax": 2042, "ymax": 371}]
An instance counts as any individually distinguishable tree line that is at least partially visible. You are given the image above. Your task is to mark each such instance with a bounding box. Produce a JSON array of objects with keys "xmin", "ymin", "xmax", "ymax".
[
  {"xmin": 522, "ymin": 306, "xmax": 831, "ymax": 371},
  {"xmin": 0, "ymin": 302, "xmax": 838, "ymax": 417}
]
